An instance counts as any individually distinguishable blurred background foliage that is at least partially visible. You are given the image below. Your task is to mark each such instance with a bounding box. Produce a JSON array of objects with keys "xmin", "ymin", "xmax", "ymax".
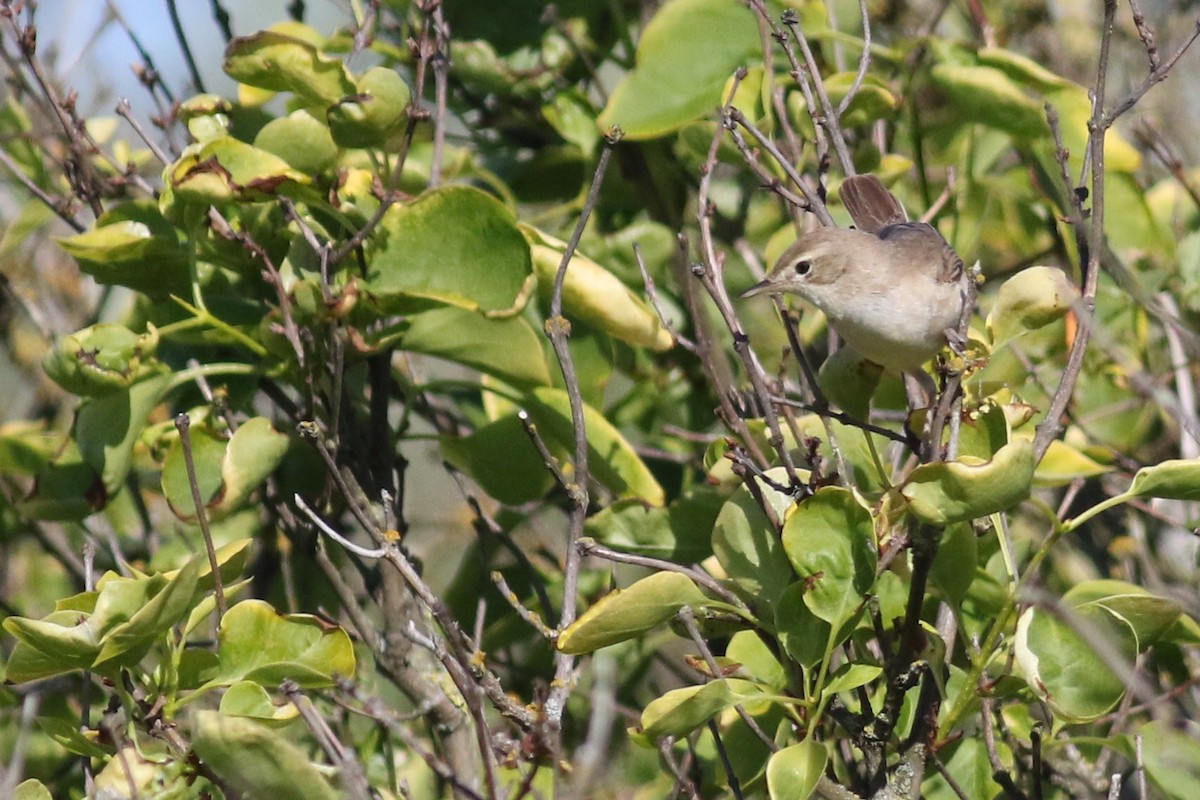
[{"xmin": 0, "ymin": 0, "xmax": 1199, "ymax": 798}]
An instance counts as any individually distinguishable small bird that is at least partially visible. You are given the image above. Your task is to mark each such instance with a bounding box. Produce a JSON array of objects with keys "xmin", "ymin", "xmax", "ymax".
[{"xmin": 742, "ymin": 175, "xmax": 967, "ymax": 373}]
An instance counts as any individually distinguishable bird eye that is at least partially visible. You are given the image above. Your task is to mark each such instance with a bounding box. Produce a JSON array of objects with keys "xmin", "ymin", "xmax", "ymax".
[{"xmin": 793, "ymin": 259, "xmax": 812, "ymax": 276}]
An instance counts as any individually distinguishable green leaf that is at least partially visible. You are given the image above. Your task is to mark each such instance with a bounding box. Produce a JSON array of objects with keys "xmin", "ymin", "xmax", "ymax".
[
  {"xmin": 1127, "ymin": 458, "xmax": 1200, "ymax": 501},
  {"xmin": 1034, "ymin": 439, "xmax": 1112, "ymax": 486},
  {"xmin": 929, "ymin": 63, "xmax": 1049, "ymax": 140},
  {"xmin": 638, "ymin": 678, "xmax": 757, "ymax": 741},
  {"xmin": 36, "ymin": 717, "xmax": 111, "ymax": 759},
  {"xmin": 167, "ymin": 136, "xmax": 310, "ymax": 206},
  {"xmin": 76, "ymin": 372, "xmax": 171, "ymax": 500},
  {"xmin": 1140, "ymin": 719, "xmax": 1200, "ymax": 800},
  {"xmin": 202, "ymin": 599, "xmax": 355, "ymax": 690},
  {"xmin": 583, "ymin": 488, "xmax": 722, "ymax": 564},
  {"xmin": 55, "ymin": 201, "xmax": 191, "ymax": 297},
  {"xmin": 767, "ymin": 740, "xmax": 828, "ymax": 800},
  {"xmin": 986, "ymin": 266, "xmax": 1078, "ymax": 347},
  {"xmin": 823, "ymin": 663, "xmax": 883, "ymax": 697},
  {"xmin": 3, "ymin": 609, "xmax": 100, "ymax": 682},
  {"xmin": 1014, "ymin": 603, "xmax": 1135, "ymax": 722},
  {"xmin": 598, "ymin": 0, "xmax": 764, "ymax": 139},
  {"xmin": 253, "ymin": 109, "xmax": 338, "ymax": 173},
  {"xmin": 366, "ymin": 185, "xmax": 534, "ymax": 315},
  {"xmin": 1063, "ymin": 580, "xmax": 1184, "ymax": 649},
  {"xmin": 523, "ymin": 225, "xmax": 673, "ymax": 351},
  {"xmin": 930, "ymin": 523, "xmax": 977, "ymax": 605},
  {"xmin": 774, "ymin": 582, "xmax": 833, "ymax": 667},
  {"xmin": 217, "ymin": 417, "xmax": 291, "ymax": 515},
  {"xmin": 816, "ymin": 348, "xmax": 883, "ymax": 420},
  {"xmin": 402, "ymin": 306, "xmax": 552, "ymax": 387},
  {"xmin": 223, "ymin": 29, "xmax": 355, "ymax": 106},
  {"xmin": 43, "ymin": 323, "xmax": 160, "ymax": 397},
  {"xmin": 219, "ymin": 680, "xmax": 300, "ymax": 725},
  {"xmin": 14, "ymin": 780, "xmax": 53, "ymax": 800},
  {"xmin": 192, "ymin": 711, "xmax": 339, "ymax": 800},
  {"xmin": 441, "ymin": 413, "xmax": 557, "ymax": 505},
  {"xmin": 977, "ymin": 47, "xmax": 1073, "ymax": 92},
  {"xmin": 712, "ymin": 471, "xmax": 796, "ymax": 611},
  {"xmin": 3, "ymin": 552, "xmax": 208, "ymax": 681},
  {"xmin": 780, "ymin": 488, "xmax": 876, "ymax": 626},
  {"xmin": 926, "ymin": 738, "xmax": 1011, "ymax": 800},
  {"xmin": 327, "ymin": 66, "xmax": 412, "ymax": 148},
  {"xmin": 162, "ymin": 417, "xmax": 289, "ymax": 522},
  {"xmin": 92, "ymin": 553, "xmax": 203, "ymax": 670},
  {"xmin": 161, "ymin": 420, "xmax": 226, "ymax": 520},
  {"xmin": 522, "ymin": 386, "xmax": 666, "ymax": 505},
  {"xmin": 726, "ymin": 629, "xmax": 786, "ymax": 690},
  {"xmin": 557, "ymin": 571, "xmax": 708, "ymax": 654},
  {"xmin": 1042, "ymin": 83, "xmax": 1141, "ymax": 173},
  {"xmin": 901, "ymin": 439, "xmax": 1035, "ymax": 525}
]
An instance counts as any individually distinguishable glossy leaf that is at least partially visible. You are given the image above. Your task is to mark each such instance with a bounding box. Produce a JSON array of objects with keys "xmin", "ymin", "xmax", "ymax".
[
  {"xmin": 55, "ymin": 201, "xmax": 191, "ymax": 297},
  {"xmin": 930, "ymin": 63, "xmax": 1048, "ymax": 140},
  {"xmin": 441, "ymin": 413, "xmax": 557, "ymax": 505},
  {"xmin": 986, "ymin": 266, "xmax": 1078, "ymax": 347},
  {"xmin": 218, "ymin": 417, "xmax": 291, "ymax": 514},
  {"xmin": 1127, "ymin": 458, "xmax": 1200, "ymax": 501},
  {"xmin": 775, "ymin": 582, "xmax": 833, "ymax": 667},
  {"xmin": 1014, "ymin": 603, "xmax": 1134, "ymax": 722},
  {"xmin": 901, "ymin": 439, "xmax": 1035, "ymax": 525},
  {"xmin": 192, "ymin": 711, "xmax": 339, "ymax": 800},
  {"xmin": 168, "ymin": 136, "xmax": 310, "ymax": 207},
  {"xmin": 557, "ymin": 571, "xmax": 708, "ymax": 654},
  {"xmin": 35, "ymin": 717, "xmax": 110, "ymax": 759},
  {"xmin": 767, "ymin": 740, "xmax": 828, "ymax": 800},
  {"xmin": 1140, "ymin": 719, "xmax": 1200, "ymax": 800},
  {"xmin": 91, "ymin": 555, "xmax": 203, "ymax": 670},
  {"xmin": 253, "ymin": 109, "xmax": 338, "ymax": 173},
  {"xmin": 522, "ymin": 386, "xmax": 666, "ymax": 505},
  {"xmin": 1034, "ymin": 439, "xmax": 1112, "ymax": 486},
  {"xmin": 823, "ymin": 663, "xmax": 883, "ymax": 697},
  {"xmin": 219, "ymin": 680, "xmax": 300, "ymax": 725},
  {"xmin": 816, "ymin": 348, "xmax": 883, "ymax": 420},
  {"xmin": 327, "ymin": 66, "xmax": 412, "ymax": 148},
  {"xmin": 638, "ymin": 678, "xmax": 757, "ymax": 741},
  {"xmin": 161, "ymin": 420, "xmax": 226, "ymax": 520},
  {"xmin": 977, "ymin": 47, "xmax": 1073, "ymax": 92},
  {"xmin": 223, "ymin": 29, "xmax": 354, "ymax": 106},
  {"xmin": 1063, "ymin": 580, "xmax": 1184, "ymax": 649},
  {"xmin": 76, "ymin": 373, "xmax": 171, "ymax": 500},
  {"xmin": 3, "ymin": 610, "xmax": 100, "ymax": 682},
  {"xmin": 202, "ymin": 599, "xmax": 355, "ymax": 690},
  {"xmin": 726, "ymin": 629, "xmax": 786, "ymax": 690},
  {"xmin": 598, "ymin": 0, "xmax": 764, "ymax": 139},
  {"xmin": 712, "ymin": 469, "xmax": 796, "ymax": 610},
  {"xmin": 780, "ymin": 488, "xmax": 876, "ymax": 626},
  {"xmin": 1042, "ymin": 83, "xmax": 1141, "ymax": 173},
  {"xmin": 583, "ymin": 488, "xmax": 722, "ymax": 564},
  {"xmin": 523, "ymin": 225, "xmax": 672, "ymax": 351},
  {"xmin": 4, "ymin": 551, "xmax": 208, "ymax": 681},
  {"xmin": 930, "ymin": 523, "xmax": 978, "ymax": 605},
  {"xmin": 162, "ymin": 417, "xmax": 289, "ymax": 522},
  {"xmin": 366, "ymin": 185, "xmax": 534, "ymax": 315},
  {"xmin": 402, "ymin": 306, "xmax": 552, "ymax": 387},
  {"xmin": 43, "ymin": 323, "xmax": 160, "ymax": 397},
  {"xmin": 14, "ymin": 781, "xmax": 52, "ymax": 800}
]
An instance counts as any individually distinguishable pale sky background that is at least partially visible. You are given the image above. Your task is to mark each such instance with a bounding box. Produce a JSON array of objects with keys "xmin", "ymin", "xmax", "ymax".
[{"xmin": 33, "ymin": 0, "xmax": 347, "ymax": 116}]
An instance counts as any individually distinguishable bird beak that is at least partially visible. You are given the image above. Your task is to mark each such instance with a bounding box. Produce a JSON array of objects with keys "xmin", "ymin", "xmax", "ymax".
[{"xmin": 740, "ymin": 279, "xmax": 774, "ymax": 299}]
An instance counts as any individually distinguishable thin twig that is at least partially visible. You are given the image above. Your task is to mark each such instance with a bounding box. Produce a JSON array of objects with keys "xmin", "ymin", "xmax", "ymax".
[
  {"xmin": 543, "ymin": 132, "xmax": 620, "ymax": 761},
  {"xmin": 175, "ymin": 413, "xmax": 228, "ymax": 617}
]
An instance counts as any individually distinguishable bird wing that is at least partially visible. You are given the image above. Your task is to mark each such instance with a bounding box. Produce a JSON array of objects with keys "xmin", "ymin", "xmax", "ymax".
[
  {"xmin": 877, "ymin": 222, "xmax": 964, "ymax": 284},
  {"xmin": 840, "ymin": 174, "xmax": 908, "ymax": 234}
]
